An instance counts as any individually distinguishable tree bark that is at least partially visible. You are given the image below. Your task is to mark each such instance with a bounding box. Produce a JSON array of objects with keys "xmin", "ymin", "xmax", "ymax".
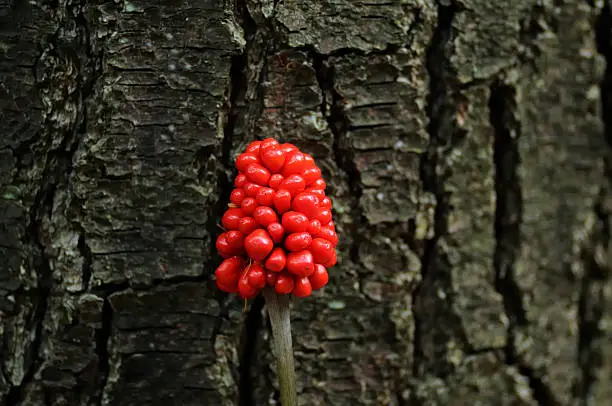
[{"xmin": 1, "ymin": 0, "xmax": 611, "ymax": 405}]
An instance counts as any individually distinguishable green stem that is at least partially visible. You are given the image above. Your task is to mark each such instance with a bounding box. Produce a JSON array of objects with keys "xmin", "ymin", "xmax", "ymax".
[{"xmin": 262, "ymin": 287, "xmax": 297, "ymax": 406}]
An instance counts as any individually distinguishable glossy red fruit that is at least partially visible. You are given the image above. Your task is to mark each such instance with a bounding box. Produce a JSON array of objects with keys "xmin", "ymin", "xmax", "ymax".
[
  {"xmin": 282, "ymin": 211, "xmax": 309, "ymax": 233},
  {"xmin": 310, "ymin": 237, "xmax": 334, "ymax": 263},
  {"xmin": 246, "ymin": 140, "xmax": 262, "ymax": 154},
  {"xmin": 260, "ymin": 138, "xmax": 279, "ymax": 155},
  {"xmin": 307, "ymin": 219, "xmax": 321, "ymax": 235},
  {"xmin": 318, "ymin": 226, "xmax": 338, "ymax": 246},
  {"xmin": 291, "ymin": 192, "xmax": 320, "ymax": 219},
  {"xmin": 286, "ymin": 250, "xmax": 315, "ymax": 277},
  {"xmin": 293, "ymin": 277, "xmax": 312, "ymax": 298},
  {"xmin": 236, "ymin": 153, "xmax": 260, "ymax": 173},
  {"xmin": 320, "ymin": 196, "xmax": 332, "ymax": 209},
  {"xmin": 273, "ymin": 189, "xmax": 292, "ymax": 214},
  {"xmin": 230, "ymin": 188, "xmax": 246, "ymax": 206},
  {"xmin": 235, "ymin": 174, "xmax": 247, "ymax": 188},
  {"xmin": 244, "ymin": 229, "xmax": 274, "ymax": 261},
  {"xmin": 255, "ymin": 187, "xmax": 275, "ymax": 206},
  {"xmin": 279, "ymin": 143, "xmax": 298, "ymax": 155},
  {"xmin": 247, "ymin": 264, "xmax": 266, "ymax": 289},
  {"xmin": 316, "ymin": 208, "xmax": 332, "ymax": 224},
  {"xmin": 216, "ymin": 233, "xmax": 240, "ymax": 258},
  {"xmin": 303, "ymin": 154, "xmax": 315, "ymax": 166},
  {"xmin": 215, "ymin": 257, "xmax": 245, "ymax": 292},
  {"xmin": 266, "ymin": 271, "xmax": 277, "ymax": 286},
  {"xmin": 261, "ymin": 147, "xmax": 286, "ymax": 173},
  {"xmin": 302, "ymin": 167, "xmax": 322, "ymax": 185},
  {"xmin": 275, "ymin": 273, "xmax": 294, "ymax": 294},
  {"xmin": 225, "ymin": 230, "xmax": 245, "ymax": 249},
  {"xmin": 221, "ymin": 208, "xmax": 243, "ymax": 230},
  {"xmin": 239, "ymin": 275, "xmax": 259, "ymax": 299},
  {"xmin": 238, "ymin": 216, "xmax": 259, "ymax": 235},
  {"xmin": 241, "ymin": 197, "xmax": 257, "ymax": 216},
  {"xmin": 323, "ymin": 250, "xmax": 337, "ymax": 267},
  {"xmin": 245, "ymin": 163, "xmax": 271, "ymax": 186},
  {"xmin": 311, "ymin": 178, "xmax": 326, "ymax": 190},
  {"xmin": 254, "ymin": 206, "xmax": 279, "ymax": 227},
  {"xmin": 265, "ymin": 247, "xmax": 287, "ymax": 272},
  {"xmin": 280, "ymin": 174, "xmax": 306, "ymax": 195},
  {"xmin": 269, "ymin": 174, "xmax": 284, "ymax": 189},
  {"xmin": 309, "ymin": 264, "xmax": 329, "ymax": 290},
  {"xmin": 308, "ymin": 188, "xmax": 326, "ymax": 198},
  {"xmin": 244, "ymin": 182, "xmax": 263, "ymax": 197},
  {"xmin": 267, "ymin": 222, "xmax": 285, "ymax": 244},
  {"xmin": 285, "ymin": 232, "xmax": 313, "ymax": 252},
  {"xmin": 282, "ymin": 152, "xmax": 311, "ymax": 176}
]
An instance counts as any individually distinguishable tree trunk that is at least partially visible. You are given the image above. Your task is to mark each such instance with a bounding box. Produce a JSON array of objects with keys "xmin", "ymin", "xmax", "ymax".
[{"xmin": 1, "ymin": 0, "xmax": 611, "ymax": 405}]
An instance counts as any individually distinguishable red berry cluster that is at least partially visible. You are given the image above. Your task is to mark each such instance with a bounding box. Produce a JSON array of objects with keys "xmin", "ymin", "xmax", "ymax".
[{"xmin": 215, "ymin": 138, "xmax": 338, "ymax": 299}]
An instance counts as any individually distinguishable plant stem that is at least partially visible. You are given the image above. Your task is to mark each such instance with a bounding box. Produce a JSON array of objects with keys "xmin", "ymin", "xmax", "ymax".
[{"xmin": 262, "ymin": 287, "xmax": 297, "ymax": 406}]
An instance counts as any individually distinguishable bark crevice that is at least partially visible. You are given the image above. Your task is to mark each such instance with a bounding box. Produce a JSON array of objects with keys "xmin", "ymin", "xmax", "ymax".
[
  {"xmin": 489, "ymin": 82, "xmax": 559, "ymax": 406},
  {"xmin": 413, "ymin": 0, "xmax": 460, "ymax": 379}
]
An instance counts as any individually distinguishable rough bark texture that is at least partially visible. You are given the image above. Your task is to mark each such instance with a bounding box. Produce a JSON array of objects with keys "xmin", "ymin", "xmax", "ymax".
[{"xmin": 1, "ymin": 0, "xmax": 611, "ymax": 405}]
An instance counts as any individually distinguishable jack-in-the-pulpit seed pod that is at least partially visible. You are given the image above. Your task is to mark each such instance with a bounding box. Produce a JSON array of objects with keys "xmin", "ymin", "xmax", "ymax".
[{"xmin": 215, "ymin": 138, "xmax": 337, "ymax": 299}]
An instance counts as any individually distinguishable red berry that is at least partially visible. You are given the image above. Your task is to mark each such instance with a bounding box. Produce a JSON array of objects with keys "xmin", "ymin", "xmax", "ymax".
[
  {"xmin": 309, "ymin": 264, "xmax": 329, "ymax": 290},
  {"xmin": 230, "ymin": 189, "xmax": 246, "ymax": 206},
  {"xmin": 241, "ymin": 197, "xmax": 257, "ymax": 215},
  {"xmin": 245, "ymin": 163, "xmax": 271, "ymax": 186},
  {"xmin": 316, "ymin": 208, "xmax": 332, "ymax": 224},
  {"xmin": 285, "ymin": 232, "xmax": 313, "ymax": 252},
  {"xmin": 317, "ymin": 226, "xmax": 338, "ymax": 246},
  {"xmin": 255, "ymin": 187, "xmax": 275, "ymax": 206},
  {"xmin": 279, "ymin": 143, "xmax": 298, "ymax": 155},
  {"xmin": 282, "ymin": 211, "xmax": 309, "ymax": 233},
  {"xmin": 310, "ymin": 238, "xmax": 334, "ymax": 263},
  {"xmin": 323, "ymin": 250, "xmax": 337, "ymax": 267},
  {"xmin": 239, "ymin": 276, "xmax": 259, "ymax": 299},
  {"xmin": 216, "ymin": 233, "xmax": 241, "ymax": 258},
  {"xmin": 302, "ymin": 167, "xmax": 321, "ymax": 185},
  {"xmin": 273, "ymin": 189, "xmax": 292, "ymax": 214},
  {"xmin": 282, "ymin": 152, "xmax": 311, "ymax": 176},
  {"xmin": 320, "ymin": 196, "xmax": 332, "ymax": 208},
  {"xmin": 286, "ymin": 250, "xmax": 315, "ymax": 277},
  {"xmin": 265, "ymin": 247, "xmax": 287, "ymax": 272},
  {"xmin": 215, "ymin": 257, "xmax": 245, "ymax": 292},
  {"xmin": 280, "ymin": 174, "xmax": 306, "ymax": 196},
  {"xmin": 292, "ymin": 192, "xmax": 320, "ymax": 219},
  {"xmin": 244, "ymin": 229, "xmax": 274, "ymax": 261},
  {"xmin": 311, "ymin": 178, "xmax": 326, "ymax": 190},
  {"xmin": 326, "ymin": 221, "xmax": 335, "ymax": 230},
  {"xmin": 308, "ymin": 188, "xmax": 326, "ymax": 198},
  {"xmin": 269, "ymin": 174, "xmax": 284, "ymax": 189},
  {"xmin": 221, "ymin": 208, "xmax": 243, "ymax": 230},
  {"xmin": 267, "ymin": 222, "xmax": 285, "ymax": 244},
  {"xmin": 261, "ymin": 147, "xmax": 286, "ymax": 173},
  {"xmin": 235, "ymin": 174, "xmax": 247, "ymax": 188},
  {"xmin": 236, "ymin": 153, "xmax": 260, "ymax": 173},
  {"xmin": 247, "ymin": 264, "xmax": 266, "ymax": 289},
  {"xmin": 307, "ymin": 219, "xmax": 321, "ymax": 235},
  {"xmin": 238, "ymin": 216, "xmax": 259, "ymax": 235},
  {"xmin": 225, "ymin": 230, "xmax": 245, "ymax": 249},
  {"xmin": 244, "ymin": 182, "xmax": 263, "ymax": 197},
  {"xmin": 275, "ymin": 273, "xmax": 294, "ymax": 294},
  {"xmin": 293, "ymin": 277, "xmax": 312, "ymax": 298},
  {"xmin": 246, "ymin": 140, "xmax": 262, "ymax": 154},
  {"xmin": 260, "ymin": 138, "xmax": 280, "ymax": 155},
  {"xmin": 266, "ymin": 271, "xmax": 277, "ymax": 286},
  {"xmin": 303, "ymin": 154, "xmax": 315, "ymax": 166},
  {"xmin": 254, "ymin": 206, "xmax": 279, "ymax": 227}
]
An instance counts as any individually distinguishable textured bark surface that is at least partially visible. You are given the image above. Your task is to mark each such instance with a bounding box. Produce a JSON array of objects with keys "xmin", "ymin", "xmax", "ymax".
[{"xmin": 1, "ymin": 0, "xmax": 611, "ymax": 405}]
